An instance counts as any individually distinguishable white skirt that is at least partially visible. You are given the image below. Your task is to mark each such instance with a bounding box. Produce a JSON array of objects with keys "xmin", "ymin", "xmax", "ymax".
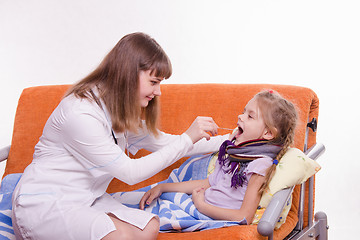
[{"xmin": 12, "ymin": 192, "xmax": 157, "ymax": 240}]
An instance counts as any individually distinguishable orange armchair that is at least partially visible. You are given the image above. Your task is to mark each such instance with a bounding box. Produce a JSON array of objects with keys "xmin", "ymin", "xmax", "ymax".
[{"xmin": 1, "ymin": 84, "xmax": 328, "ymax": 239}]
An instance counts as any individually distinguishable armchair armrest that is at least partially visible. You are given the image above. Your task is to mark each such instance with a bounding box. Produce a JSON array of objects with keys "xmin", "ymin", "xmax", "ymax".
[
  {"xmin": 257, "ymin": 187, "xmax": 294, "ymax": 236},
  {"xmin": 0, "ymin": 145, "xmax": 10, "ymax": 163}
]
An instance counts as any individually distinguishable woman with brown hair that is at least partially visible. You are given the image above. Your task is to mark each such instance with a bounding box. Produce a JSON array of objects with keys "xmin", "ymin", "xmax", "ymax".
[{"xmin": 11, "ymin": 32, "xmax": 227, "ymax": 240}]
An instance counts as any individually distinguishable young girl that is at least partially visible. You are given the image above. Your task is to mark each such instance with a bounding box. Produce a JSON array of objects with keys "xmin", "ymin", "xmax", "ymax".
[
  {"xmin": 11, "ymin": 32, "xmax": 228, "ymax": 240},
  {"xmin": 140, "ymin": 90, "xmax": 298, "ymax": 225}
]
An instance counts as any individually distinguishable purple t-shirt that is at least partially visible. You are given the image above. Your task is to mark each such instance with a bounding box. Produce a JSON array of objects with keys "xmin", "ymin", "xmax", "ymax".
[{"xmin": 205, "ymin": 157, "xmax": 272, "ymax": 209}]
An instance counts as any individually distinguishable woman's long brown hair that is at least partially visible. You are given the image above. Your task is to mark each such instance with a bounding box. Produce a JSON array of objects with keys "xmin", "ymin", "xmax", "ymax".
[{"xmin": 66, "ymin": 32, "xmax": 172, "ymax": 136}]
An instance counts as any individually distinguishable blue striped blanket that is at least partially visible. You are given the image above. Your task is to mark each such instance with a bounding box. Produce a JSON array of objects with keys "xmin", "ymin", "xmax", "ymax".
[
  {"xmin": 0, "ymin": 173, "xmax": 20, "ymax": 240},
  {"xmin": 112, "ymin": 154, "xmax": 245, "ymax": 232},
  {"xmin": 0, "ymin": 154, "xmax": 244, "ymax": 239}
]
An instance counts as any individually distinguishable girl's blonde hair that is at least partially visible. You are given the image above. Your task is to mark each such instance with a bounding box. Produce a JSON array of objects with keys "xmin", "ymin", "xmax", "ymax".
[
  {"xmin": 66, "ymin": 32, "xmax": 172, "ymax": 136},
  {"xmin": 256, "ymin": 90, "xmax": 298, "ymax": 194}
]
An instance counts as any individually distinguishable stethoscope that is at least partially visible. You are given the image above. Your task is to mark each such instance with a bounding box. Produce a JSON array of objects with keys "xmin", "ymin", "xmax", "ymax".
[{"xmin": 89, "ymin": 89, "xmax": 118, "ymax": 145}]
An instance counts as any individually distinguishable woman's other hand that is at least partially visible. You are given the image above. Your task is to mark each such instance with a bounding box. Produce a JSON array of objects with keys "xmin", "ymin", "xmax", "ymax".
[{"xmin": 185, "ymin": 116, "xmax": 219, "ymax": 143}]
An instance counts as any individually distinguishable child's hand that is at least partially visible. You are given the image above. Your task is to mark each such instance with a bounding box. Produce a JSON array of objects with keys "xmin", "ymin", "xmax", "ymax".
[
  {"xmin": 139, "ymin": 185, "xmax": 162, "ymax": 210},
  {"xmin": 191, "ymin": 187, "xmax": 206, "ymax": 210}
]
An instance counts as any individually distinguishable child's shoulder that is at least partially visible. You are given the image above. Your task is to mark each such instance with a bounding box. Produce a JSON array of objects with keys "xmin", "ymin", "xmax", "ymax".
[{"xmin": 246, "ymin": 157, "xmax": 273, "ymax": 176}]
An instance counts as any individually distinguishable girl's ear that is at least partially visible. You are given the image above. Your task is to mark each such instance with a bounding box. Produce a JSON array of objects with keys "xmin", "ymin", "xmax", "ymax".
[{"xmin": 263, "ymin": 128, "xmax": 275, "ymax": 140}]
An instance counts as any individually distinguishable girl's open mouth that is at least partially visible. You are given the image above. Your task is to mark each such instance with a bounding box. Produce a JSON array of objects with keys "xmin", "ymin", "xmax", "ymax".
[{"xmin": 235, "ymin": 126, "xmax": 243, "ymax": 138}]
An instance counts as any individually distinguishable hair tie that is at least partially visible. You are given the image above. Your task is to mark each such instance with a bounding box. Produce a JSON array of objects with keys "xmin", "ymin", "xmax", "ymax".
[
  {"xmin": 273, "ymin": 159, "xmax": 279, "ymax": 165},
  {"xmin": 268, "ymin": 90, "xmax": 274, "ymax": 94}
]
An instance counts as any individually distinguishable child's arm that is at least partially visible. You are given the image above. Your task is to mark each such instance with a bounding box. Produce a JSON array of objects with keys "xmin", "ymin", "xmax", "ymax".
[
  {"xmin": 192, "ymin": 173, "xmax": 264, "ymax": 224},
  {"xmin": 139, "ymin": 178, "xmax": 210, "ymax": 210}
]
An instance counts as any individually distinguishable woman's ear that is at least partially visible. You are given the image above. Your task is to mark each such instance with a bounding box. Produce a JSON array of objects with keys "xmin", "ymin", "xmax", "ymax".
[{"xmin": 263, "ymin": 128, "xmax": 275, "ymax": 140}]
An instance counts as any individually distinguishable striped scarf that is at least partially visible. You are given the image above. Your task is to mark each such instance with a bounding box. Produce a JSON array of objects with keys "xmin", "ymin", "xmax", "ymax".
[{"xmin": 218, "ymin": 139, "xmax": 281, "ymax": 188}]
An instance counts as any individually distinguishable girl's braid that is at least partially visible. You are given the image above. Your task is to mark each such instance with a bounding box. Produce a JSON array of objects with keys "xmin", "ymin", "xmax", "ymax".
[{"xmin": 257, "ymin": 91, "xmax": 298, "ymax": 194}]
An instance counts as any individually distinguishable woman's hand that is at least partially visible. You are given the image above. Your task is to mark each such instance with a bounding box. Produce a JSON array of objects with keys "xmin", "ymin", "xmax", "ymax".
[
  {"xmin": 192, "ymin": 187, "xmax": 206, "ymax": 211},
  {"xmin": 185, "ymin": 116, "xmax": 219, "ymax": 143},
  {"xmin": 139, "ymin": 185, "xmax": 163, "ymax": 210}
]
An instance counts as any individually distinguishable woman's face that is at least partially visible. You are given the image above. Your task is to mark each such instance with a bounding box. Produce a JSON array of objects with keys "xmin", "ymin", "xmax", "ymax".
[{"xmin": 138, "ymin": 70, "xmax": 163, "ymax": 107}]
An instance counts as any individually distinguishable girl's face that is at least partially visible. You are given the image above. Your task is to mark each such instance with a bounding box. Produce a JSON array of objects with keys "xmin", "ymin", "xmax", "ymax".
[
  {"xmin": 231, "ymin": 97, "xmax": 274, "ymax": 145},
  {"xmin": 138, "ymin": 70, "xmax": 163, "ymax": 107}
]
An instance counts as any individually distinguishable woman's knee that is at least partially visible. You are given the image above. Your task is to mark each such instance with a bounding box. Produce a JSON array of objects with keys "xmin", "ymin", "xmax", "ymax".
[
  {"xmin": 143, "ymin": 217, "xmax": 160, "ymax": 239},
  {"xmin": 102, "ymin": 215, "xmax": 159, "ymax": 240}
]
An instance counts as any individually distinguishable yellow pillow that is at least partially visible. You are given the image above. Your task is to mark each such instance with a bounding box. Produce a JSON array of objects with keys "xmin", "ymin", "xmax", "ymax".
[
  {"xmin": 259, "ymin": 147, "xmax": 321, "ymax": 208},
  {"xmin": 257, "ymin": 148, "xmax": 321, "ymax": 228}
]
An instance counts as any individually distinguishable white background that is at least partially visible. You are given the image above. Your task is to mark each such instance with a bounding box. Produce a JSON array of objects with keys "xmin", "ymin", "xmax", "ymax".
[{"xmin": 1, "ymin": 1, "xmax": 359, "ymax": 239}]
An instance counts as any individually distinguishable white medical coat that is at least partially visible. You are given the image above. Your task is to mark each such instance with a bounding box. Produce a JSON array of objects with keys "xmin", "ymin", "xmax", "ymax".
[{"xmin": 12, "ymin": 92, "xmax": 227, "ymax": 240}]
